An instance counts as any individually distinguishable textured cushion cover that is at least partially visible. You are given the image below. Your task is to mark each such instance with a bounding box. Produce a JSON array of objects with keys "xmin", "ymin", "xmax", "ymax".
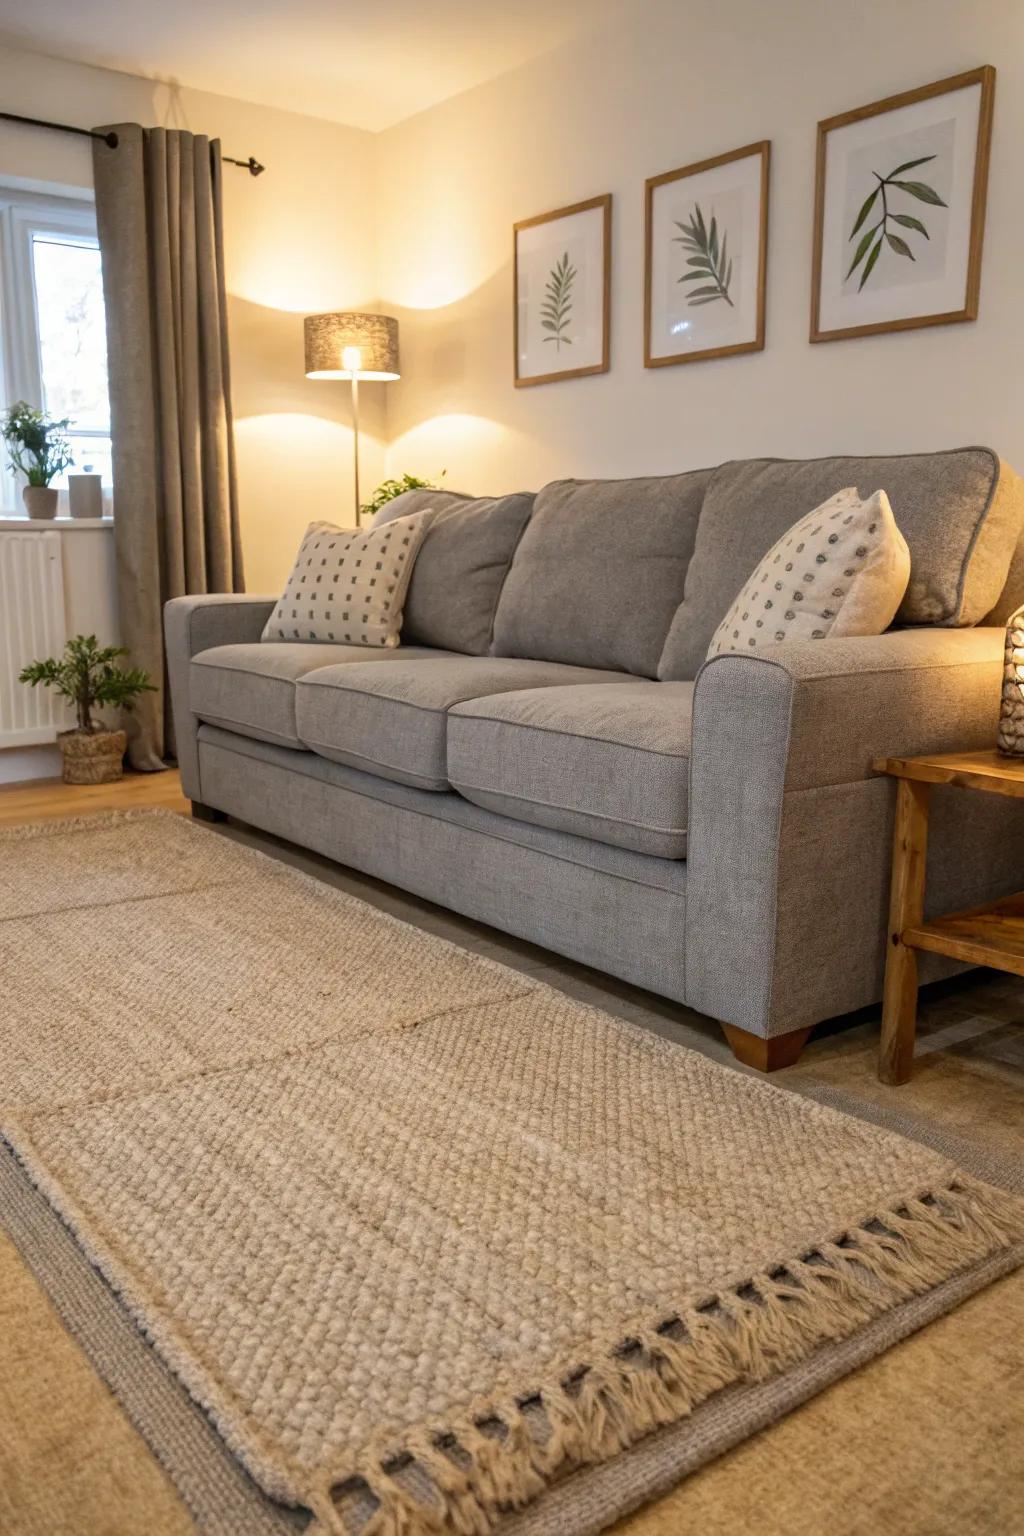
[
  {"xmin": 707, "ymin": 488, "xmax": 910, "ymax": 658},
  {"xmin": 448, "ymin": 681, "xmax": 694, "ymax": 858},
  {"xmin": 659, "ymin": 449, "xmax": 1024, "ymax": 680},
  {"xmin": 373, "ymin": 490, "xmax": 534, "ymax": 655},
  {"xmin": 492, "ymin": 470, "xmax": 711, "ymax": 677},
  {"xmin": 295, "ymin": 655, "xmax": 625, "ymax": 791},
  {"xmin": 261, "ymin": 513, "xmax": 431, "ymax": 647},
  {"xmin": 190, "ymin": 643, "xmax": 446, "ymax": 748}
]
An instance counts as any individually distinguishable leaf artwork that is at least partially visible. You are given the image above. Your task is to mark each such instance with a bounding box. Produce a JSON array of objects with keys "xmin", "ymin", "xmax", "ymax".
[
  {"xmin": 845, "ymin": 153, "xmax": 946, "ymax": 291},
  {"xmin": 673, "ymin": 204, "xmax": 734, "ymax": 308},
  {"xmin": 541, "ymin": 251, "xmax": 576, "ymax": 350}
]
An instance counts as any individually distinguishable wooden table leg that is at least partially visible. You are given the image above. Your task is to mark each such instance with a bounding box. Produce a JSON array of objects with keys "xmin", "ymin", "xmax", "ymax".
[{"xmin": 879, "ymin": 777, "xmax": 931, "ymax": 1085}]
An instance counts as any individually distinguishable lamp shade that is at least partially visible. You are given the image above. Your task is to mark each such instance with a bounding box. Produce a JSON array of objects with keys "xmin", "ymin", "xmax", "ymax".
[{"xmin": 304, "ymin": 312, "xmax": 400, "ymax": 380}]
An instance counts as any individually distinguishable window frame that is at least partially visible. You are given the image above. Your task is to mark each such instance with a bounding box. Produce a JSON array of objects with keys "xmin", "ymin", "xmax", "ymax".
[{"xmin": 0, "ymin": 185, "xmax": 109, "ymax": 516}]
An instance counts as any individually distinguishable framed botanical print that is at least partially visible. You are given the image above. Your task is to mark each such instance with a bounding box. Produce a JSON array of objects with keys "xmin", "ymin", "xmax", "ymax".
[
  {"xmin": 514, "ymin": 194, "xmax": 611, "ymax": 387},
  {"xmin": 811, "ymin": 66, "xmax": 995, "ymax": 343},
  {"xmin": 645, "ymin": 141, "xmax": 769, "ymax": 368}
]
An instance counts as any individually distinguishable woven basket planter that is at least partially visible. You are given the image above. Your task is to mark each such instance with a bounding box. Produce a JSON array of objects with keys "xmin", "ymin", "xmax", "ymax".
[{"xmin": 58, "ymin": 728, "xmax": 127, "ymax": 785}]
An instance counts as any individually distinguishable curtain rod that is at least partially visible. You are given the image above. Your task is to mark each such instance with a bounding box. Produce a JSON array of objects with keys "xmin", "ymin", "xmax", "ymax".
[{"xmin": 0, "ymin": 110, "xmax": 265, "ymax": 175}]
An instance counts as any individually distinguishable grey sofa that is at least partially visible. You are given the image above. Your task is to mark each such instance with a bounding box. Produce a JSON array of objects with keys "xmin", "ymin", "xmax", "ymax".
[{"xmin": 166, "ymin": 448, "xmax": 1024, "ymax": 1069}]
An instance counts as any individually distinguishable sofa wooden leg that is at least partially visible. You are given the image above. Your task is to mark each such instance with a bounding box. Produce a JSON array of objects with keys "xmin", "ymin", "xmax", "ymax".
[
  {"xmin": 191, "ymin": 800, "xmax": 227, "ymax": 823},
  {"xmin": 722, "ymin": 1022, "xmax": 812, "ymax": 1072}
]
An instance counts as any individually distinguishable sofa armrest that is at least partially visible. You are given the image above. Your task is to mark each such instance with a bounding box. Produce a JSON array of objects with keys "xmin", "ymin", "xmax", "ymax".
[
  {"xmin": 685, "ymin": 628, "xmax": 1006, "ymax": 1038},
  {"xmin": 164, "ymin": 595, "xmax": 277, "ymax": 798}
]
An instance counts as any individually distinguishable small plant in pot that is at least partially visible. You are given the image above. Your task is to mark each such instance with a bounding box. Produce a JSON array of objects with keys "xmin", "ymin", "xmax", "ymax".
[
  {"xmin": 2, "ymin": 401, "xmax": 74, "ymax": 519},
  {"xmin": 20, "ymin": 636, "xmax": 155, "ymax": 784}
]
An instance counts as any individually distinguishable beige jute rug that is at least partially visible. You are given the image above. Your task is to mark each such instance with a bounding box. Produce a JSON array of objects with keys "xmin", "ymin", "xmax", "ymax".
[{"xmin": 3, "ymin": 810, "xmax": 1022, "ymax": 1536}]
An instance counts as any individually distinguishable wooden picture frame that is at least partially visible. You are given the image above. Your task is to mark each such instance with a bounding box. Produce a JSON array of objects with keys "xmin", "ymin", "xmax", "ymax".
[
  {"xmin": 513, "ymin": 194, "xmax": 611, "ymax": 387},
  {"xmin": 644, "ymin": 141, "xmax": 769, "ymax": 368},
  {"xmin": 811, "ymin": 66, "xmax": 995, "ymax": 343}
]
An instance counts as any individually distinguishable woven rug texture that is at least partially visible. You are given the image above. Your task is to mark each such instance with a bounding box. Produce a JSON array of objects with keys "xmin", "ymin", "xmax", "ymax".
[{"xmin": 2, "ymin": 811, "xmax": 1022, "ymax": 1536}]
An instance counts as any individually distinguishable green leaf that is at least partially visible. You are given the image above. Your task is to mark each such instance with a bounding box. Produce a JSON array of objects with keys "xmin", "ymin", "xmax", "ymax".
[
  {"xmin": 885, "ymin": 231, "xmax": 915, "ymax": 260},
  {"xmin": 858, "ymin": 236, "xmax": 883, "ymax": 291},
  {"xmin": 886, "ymin": 154, "xmax": 936, "ymax": 177},
  {"xmin": 891, "ymin": 212, "xmax": 930, "ymax": 238},
  {"xmin": 889, "ymin": 179, "xmax": 946, "ymax": 207},
  {"xmin": 676, "ymin": 200, "xmax": 734, "ymax": 308},
  {"xmin": 845, "ymin": 223, "xmax": 879, "ymax": 281},
  {"xmin": 849, "ymin": 186, "xmax": 879, "ymax": 239}
]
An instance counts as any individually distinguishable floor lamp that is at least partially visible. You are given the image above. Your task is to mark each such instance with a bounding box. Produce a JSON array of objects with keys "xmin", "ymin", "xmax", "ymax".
[{"xmin": 304, "ymin": 312, "xmax": 400, "ymax": 525}]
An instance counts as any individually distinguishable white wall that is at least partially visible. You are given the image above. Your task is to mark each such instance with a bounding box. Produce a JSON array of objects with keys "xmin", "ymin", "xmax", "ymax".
[
  {"xmin": 0, "ymin": 45, "xmax": 384, "ymax": 593},
  {"xmin": 376, "ymin": 0, "xmax": 1024, "ymax": 494}
]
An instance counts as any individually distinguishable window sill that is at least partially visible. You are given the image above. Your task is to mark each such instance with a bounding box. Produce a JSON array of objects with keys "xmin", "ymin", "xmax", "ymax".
[{"xmin": 0, "ymin": 516, "xmax": 113, "ymax": 530}]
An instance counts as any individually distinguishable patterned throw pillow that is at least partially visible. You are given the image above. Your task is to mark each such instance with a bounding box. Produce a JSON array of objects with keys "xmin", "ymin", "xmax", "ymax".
[
  {"xmin": 707, "ymin": 488, "xmax": 910, "ymax": 659},
  {"xmin": 261, "ymin": 512, "xmax": 431, "ymax": 646}
]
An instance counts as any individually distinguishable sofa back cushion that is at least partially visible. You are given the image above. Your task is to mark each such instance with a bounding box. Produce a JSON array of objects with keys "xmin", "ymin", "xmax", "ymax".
[
  {"xmin": 658, "ymin": 448, "xmax": 1024, "ymax": 680},
  {"xmin": 373, "ymin": 490, "xmax": 534, "ymax": 655},
  {"xmin": 491, "ymin": 470, "xmax": 712, "ymax": 677}
]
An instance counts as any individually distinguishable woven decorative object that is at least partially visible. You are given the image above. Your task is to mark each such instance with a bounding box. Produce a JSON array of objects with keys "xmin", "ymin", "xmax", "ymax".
[
  {"xmin": 304, "ymin": 312, "xmax": 399, "ymax": 379},
  {"xmin": 3, "ymin": 811, "xmax": 1022, "ymax": 1536},
  {"xmin": 997, "ymin": 603, "xmax": 1024, "ymax": 756},
  {"xmin": 57, "ymin": 728, "xmax": 127, "ymax": 784}
]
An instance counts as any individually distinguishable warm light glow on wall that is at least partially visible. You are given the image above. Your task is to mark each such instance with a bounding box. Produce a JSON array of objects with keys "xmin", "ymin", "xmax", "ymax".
[{"xmin": 385, "ymin": 414, "xmax": 523, "ymax": 487}]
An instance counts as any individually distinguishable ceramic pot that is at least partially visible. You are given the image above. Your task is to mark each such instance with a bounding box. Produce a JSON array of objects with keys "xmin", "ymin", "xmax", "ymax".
[
  {"xmin": 22, "ymin": 485, "xmax": 59, "ymax": 519},
  {"xmin": 58, "ymin": 728, "xmax": 127, "ymax": 785},
  {"xmin": 68, "ymin": 473, "xmax": 103, "ymax": 520}
]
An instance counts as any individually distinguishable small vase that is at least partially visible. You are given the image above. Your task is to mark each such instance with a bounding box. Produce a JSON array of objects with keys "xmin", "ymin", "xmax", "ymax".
[
  {"xmin": 22, "ymin": 485, "xmax": 59, "ymax": 520},
  {"xmin": 58, "ymin": 728, "xmax": 127, "ymax": 785},
  {"xmin": 997, "ymin": 604, "xmax": 1024, "ymax": 756},
  {"xmin": 68, "ymin": 473, "xmax": 103, "ymax": 520}
]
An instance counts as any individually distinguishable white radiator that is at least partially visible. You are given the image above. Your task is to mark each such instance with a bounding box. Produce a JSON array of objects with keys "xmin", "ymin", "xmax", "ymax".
[{"xmin": 0, "ymin": 532, "xmax": 73, "ymax": 747}]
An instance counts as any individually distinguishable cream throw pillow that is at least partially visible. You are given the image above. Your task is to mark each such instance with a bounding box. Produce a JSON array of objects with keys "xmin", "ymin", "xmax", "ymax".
[
  {"xmin": 261, "ymin": 512, "xmax": 431, "ymax": 647},
  {"xmin": 707, "ymin": 488, "xmax": 910, "ymax": 659}
]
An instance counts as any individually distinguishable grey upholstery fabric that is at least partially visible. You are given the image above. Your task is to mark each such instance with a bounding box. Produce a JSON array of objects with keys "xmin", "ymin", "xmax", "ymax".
[
  {"xmin": 685, "ymin": 627, "xmax": 1011, "ymax": 1035},
  {"xmin": 197, "ymin": 728, "xmax": 689, "ymax": 1000},
  {"xmin": 190, "ymin": 642, "xmax": 449, "ymax": 750},
  {"xmin": 164, "ymin": 595, "xmax": 276, "ymax": 797},
  {"xmin": 295, "ymin": 656, "xmax": 625, "ymax": 791},
  {"xmin": 448, "ymin": 681, "xmax": 693, "ymax": 858},
  {"xmin": 658, "ymin": 450, "xmax": 1024, "ymax": 680},
  {"xmin": 93, "ymin": 126, "xmax": 243, "ymax": 770},
  {"xmin": 492, "ymin": 471, "xmax": 711, "ymax": 677},
  {"xmin": 374, "ymin": 491, "xmax": 534, "ymax": 655}
]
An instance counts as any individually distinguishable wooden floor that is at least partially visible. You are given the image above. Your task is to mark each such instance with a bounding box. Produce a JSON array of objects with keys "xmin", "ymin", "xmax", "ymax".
[{"xmin": 0, "ymin": 767, "xmax": 190, "ymax": 827}]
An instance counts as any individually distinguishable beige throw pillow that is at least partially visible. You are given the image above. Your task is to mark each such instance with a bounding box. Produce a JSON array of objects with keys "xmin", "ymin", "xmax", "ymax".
[
  {"xmin": 261, "ymin": 512, "xmax": 431, "ymax": 646},
  {"xmin": 707, "ymin": 487, "xmax": 910, "ymax": 659}
]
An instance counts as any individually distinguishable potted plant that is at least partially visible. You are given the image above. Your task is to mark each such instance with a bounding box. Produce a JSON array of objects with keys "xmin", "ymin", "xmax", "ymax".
[
  {"xmin": 360, "ymin": 470, "xmax": 446, "ymax": 522},
  {"xmin": 2, "ymin": 401, "xmax": 74, "ymax": 519},
  {"xmin": 19, "ymin": 635, "xmax": 155, "ymax": 784}
]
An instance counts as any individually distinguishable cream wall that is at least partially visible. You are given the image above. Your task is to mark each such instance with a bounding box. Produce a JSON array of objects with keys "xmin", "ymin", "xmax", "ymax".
[
  {"xmin": 375, "ymin": 0, "xmax": 1024, "ymax": 495},
  {"xmin": 0, "ymin": 45, "xmax": 383, "ymax": 591}
]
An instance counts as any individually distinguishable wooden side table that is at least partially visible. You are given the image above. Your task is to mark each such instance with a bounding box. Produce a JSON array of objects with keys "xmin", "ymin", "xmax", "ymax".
[{"xmin": 874, "ymin": 749, "xmax": 1024, "ymax": 1085}]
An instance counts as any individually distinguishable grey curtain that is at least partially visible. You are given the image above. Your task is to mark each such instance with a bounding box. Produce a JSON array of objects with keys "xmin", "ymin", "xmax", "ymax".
[{"xmin": 92, "ymin": 125, "xmax": 244, "ymax": 771}]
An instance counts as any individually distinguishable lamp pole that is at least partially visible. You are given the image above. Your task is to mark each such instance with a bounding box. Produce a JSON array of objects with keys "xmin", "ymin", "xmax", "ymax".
[{"xmin": 350, "ymin": 371, "xmax": 360, "ymax": 525}]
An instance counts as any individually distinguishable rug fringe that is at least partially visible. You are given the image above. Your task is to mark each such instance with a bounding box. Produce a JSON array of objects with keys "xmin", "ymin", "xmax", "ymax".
[
  {"xmin": 0, "ymin": 807, "xmax": 179, "ymax": 841},
  {"xmin": 314, "ymin": 1175, "xmax": 1023, "ymax": 1535}
]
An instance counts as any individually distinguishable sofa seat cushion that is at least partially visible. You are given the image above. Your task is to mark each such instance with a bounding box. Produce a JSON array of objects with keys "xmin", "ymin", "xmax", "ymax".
[
  {"xmin": 190, "ymin": 642, "xmax": 450, "ymax": 749},
  {"xmin": 295, "ymin": 656, "xmax": 626, "ymax": 791},
  {"xmin": 447, "ymin": 681, "xmax": 694, "ymax": 858}
]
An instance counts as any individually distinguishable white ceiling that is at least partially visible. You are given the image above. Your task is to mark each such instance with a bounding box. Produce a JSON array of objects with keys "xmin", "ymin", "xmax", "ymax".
[{"xmin": 0, "ymin": 0, "xmax": 630, "ymax": 132}]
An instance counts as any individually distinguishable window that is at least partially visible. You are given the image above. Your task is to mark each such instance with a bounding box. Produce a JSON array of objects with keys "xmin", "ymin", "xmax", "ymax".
[{"xmin": 0, "ymin": 189, "xmax": 111, "ymax": 515}]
